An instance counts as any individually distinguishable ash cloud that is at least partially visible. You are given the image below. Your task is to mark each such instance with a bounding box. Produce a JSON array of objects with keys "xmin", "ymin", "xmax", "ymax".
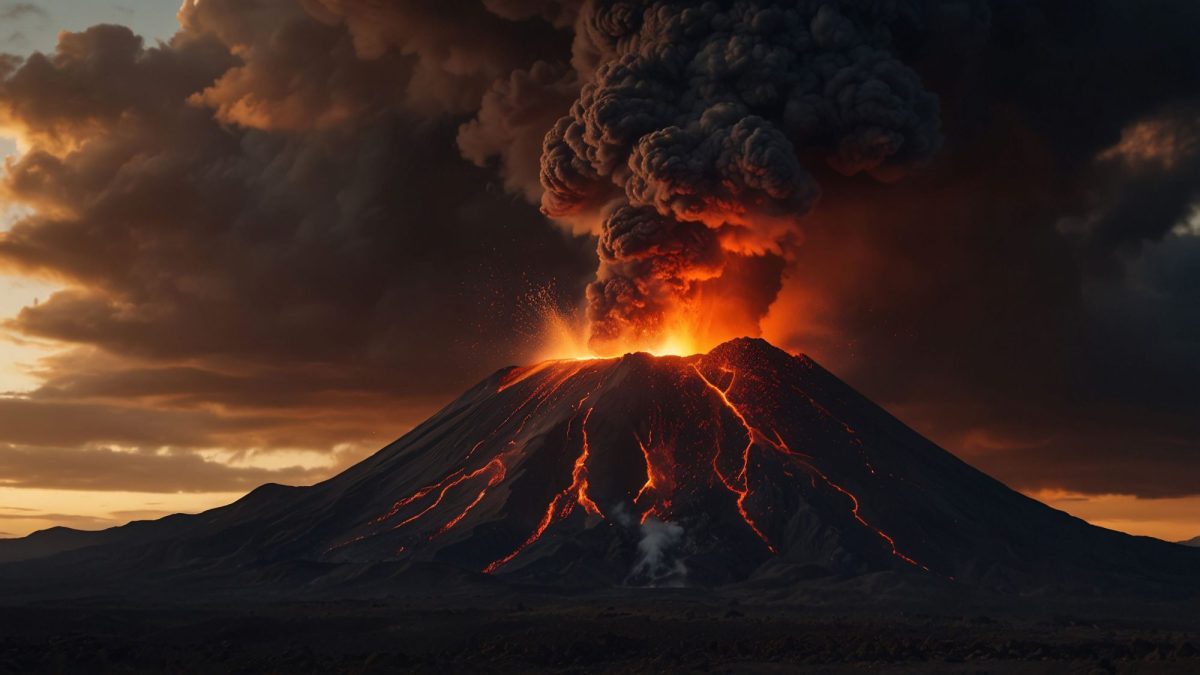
[{"xmin": 537, "ymin": 1, "xmax": 944, "ymax": 349}]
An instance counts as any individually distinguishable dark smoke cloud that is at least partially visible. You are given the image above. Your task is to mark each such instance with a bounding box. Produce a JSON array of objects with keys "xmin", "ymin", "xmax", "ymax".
[
  {"xmin": 537, "ymin": 1, "xmax": 945, "ymax": 349},
  {"xmin": 0, "ymin": 0, "xmax": 1197, "ymax": 514}
]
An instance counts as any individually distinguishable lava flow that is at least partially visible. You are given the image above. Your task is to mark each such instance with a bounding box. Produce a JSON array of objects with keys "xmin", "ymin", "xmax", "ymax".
[
  {"xmin": 484, "ymin": 392, "xmax": 608, "ymax": 573},
  {"xmin": 325, "ymin": 338, "xmax": 935, "ymax": 579},
  {"xmin": 690, "ymin": 361, "xmax": 928, "ymax": 570}
]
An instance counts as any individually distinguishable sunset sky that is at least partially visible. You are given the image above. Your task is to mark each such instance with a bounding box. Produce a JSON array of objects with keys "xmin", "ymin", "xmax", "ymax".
[{"xmin": 0, "ymin": 0, "xmax": 1197, "ymax": 542}]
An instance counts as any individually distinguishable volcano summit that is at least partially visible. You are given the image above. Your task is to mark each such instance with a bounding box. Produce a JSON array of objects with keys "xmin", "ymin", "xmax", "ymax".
[{"xmin": 1, "ymin": 339, "xmax": 1197, "ymax": 598}]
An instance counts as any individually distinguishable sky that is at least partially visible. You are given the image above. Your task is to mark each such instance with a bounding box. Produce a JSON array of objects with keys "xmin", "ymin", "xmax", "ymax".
[
  {"xmin": 0, "ymin": 0, "xmax": 1197, "ymax": 542},
  {"xmin": 0, "ymin": 0, "xmax": 178, "ymax": 391}
]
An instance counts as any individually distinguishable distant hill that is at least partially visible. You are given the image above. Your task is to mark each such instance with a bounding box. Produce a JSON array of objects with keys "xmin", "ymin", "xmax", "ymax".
[
  {"xmin": 0, "ymin": 527, "xmax": 111, "ymax": 563},
  {"xmin": 1181, "ymin": 537, "xmax": 1200, "ymax": 547}
]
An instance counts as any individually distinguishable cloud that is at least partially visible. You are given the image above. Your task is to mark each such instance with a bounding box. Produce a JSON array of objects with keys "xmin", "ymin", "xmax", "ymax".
[
  {"xmin": 0, "ymin": 0, "xmax": 1195, "ymax": 515},
  {"xmin": 0, "ymin": 508, "xmax": 110, "ymax": 528},
  {"xmin": 0, "ymin": 444, "xmax": 332, "ymax": 492},
  {"xmin": 0, "ymin": 396, "xmax": 267, "ymax": 447},
  {"xmin": 0, "ymin": 3, "xmax": 47, "ymax": 22},
  {"xmin": 0, "ymin": 8, "xmax": 591, "ymax": 499},
  {"xmin": 0, "ymin": 18, "xmax": 593, "ymax": 399}
]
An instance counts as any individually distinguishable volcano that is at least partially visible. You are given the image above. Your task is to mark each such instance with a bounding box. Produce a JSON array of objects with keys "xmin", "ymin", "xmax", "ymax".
[{"xmin": 1, "ymin": 338, "xmax": 1197, "ymax": 598}]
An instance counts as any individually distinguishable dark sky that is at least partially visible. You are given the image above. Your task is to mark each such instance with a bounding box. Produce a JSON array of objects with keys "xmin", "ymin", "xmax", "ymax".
[{"xmin": 0, "ymin": 0, "xmax": 1196, "ymax": 539}]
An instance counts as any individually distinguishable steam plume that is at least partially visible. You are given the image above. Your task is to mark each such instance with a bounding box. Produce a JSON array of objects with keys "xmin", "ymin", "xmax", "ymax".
[{"xmin": 630, "ymin": 517, "xmax": 687, "ymax": 586}]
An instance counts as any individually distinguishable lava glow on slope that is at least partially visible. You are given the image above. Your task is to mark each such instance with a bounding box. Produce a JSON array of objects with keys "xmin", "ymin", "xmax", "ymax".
[{"xmin": 327, "ymin": 339, "xmax": 933, "ymax": 578}]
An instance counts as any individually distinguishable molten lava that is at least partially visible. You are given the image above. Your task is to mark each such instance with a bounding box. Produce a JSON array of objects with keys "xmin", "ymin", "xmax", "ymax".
[{"xmin": 326, "ymin": 338, "xmax": 937, "ymax": 580}]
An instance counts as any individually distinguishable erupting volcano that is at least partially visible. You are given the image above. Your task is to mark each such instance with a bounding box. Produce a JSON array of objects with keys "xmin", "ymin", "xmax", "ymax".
[
  {"xmin": 327, "ymin": 337, "xmax": 940, "ymax": 583},
  {"xmin": 5, "ymin": 338, "xmax": 1195, "ymax": 597}
]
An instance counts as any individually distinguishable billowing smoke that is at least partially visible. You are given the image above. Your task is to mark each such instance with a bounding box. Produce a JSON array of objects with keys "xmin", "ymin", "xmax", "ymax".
[{"xmin": 538, "ymin": 1, "xmax": 942, "ymax": 351}]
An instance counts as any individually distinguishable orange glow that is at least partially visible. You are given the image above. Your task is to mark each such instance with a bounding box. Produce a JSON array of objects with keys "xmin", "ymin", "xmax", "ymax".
[
  {"xmin": 528, "ymin": 290, "xmax": 759, "ymax": 360},
  {"xmin": 534, "ymin": 314, "xmax": 710, "ymax": 360}
]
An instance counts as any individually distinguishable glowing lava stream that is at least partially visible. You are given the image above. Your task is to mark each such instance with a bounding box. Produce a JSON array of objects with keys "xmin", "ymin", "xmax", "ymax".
[
  {"xmin": 692, "ymin": 362, "xmax": 928, "ymax": 571},
  {"xmin": 804, "ymin": 464, "xmax": 929, "ymax": 571},
  {"xmin": 691, "ymin": 363, "xmax": 777, "ymax": 552},
  {"xmin": 484, "ymin": 395, "xmax": 605, "ymax": 573},
  {"xmin": 632, "ymin": 428, "xmax": 678, "ymax": 525},
  {"xmin": 633, "ymin": 431, "xmax": 657, "ymax": 504},
  {"xmin": 328, "ymin": 363, "xmax": 592, "ymax": 555},
  {"xmin": 391, "ymin": 458, "xmax": 506, "ymax": 532},
  {"xmin": 432, "ymin": 458, "xmax": 507, "ymax": 538},
  {"xmin": 574, "ymin": 406, "xmax": 603, "ymax": 517}
]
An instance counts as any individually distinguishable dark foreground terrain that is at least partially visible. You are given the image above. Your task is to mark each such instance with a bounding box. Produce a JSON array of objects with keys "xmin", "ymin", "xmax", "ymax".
[{"xmin": 2, "ymin": 587, "xmax": 1198, "ymax": 674}]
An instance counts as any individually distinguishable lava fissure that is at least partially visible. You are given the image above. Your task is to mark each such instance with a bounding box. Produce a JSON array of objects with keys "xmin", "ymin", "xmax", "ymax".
[
  {"xmin": 768, "ymin": 426, "xmax": 930, "ymax": 571},
  {"xmin": 631, "ymin": 422, "xmax": 682, "ymax": 525},
  {"xmin": 369, "ymin": 480, "xmax": 446, "ymax": 526},
  {"xmin": 692, "ymin": 361, "xmax": 928, "ymax": 570},
  {"xmin": 467, "ymin": 362, "xmax": 586, "ymax": 461},
  {"xmin": 633, "ymin": 432, "xmax": 656, "ymax": 505},
  {"xmin": 390, "ymin": 458, "xmax": 506, "ymax": 532},
  {"xmin": 430, "ymin": 458, "xmax": 508, "ymax": 539},
  {"xmin": 803, "ymin": 464, "xmax": 930, "ymax": 572},
  {"xmin": 574, "ymin": 406, "xmax": 603, "ymax": 517},
  {"xmin": 354, "ymin": 363, "xmax": 593, "ymax": 549},
  {"xmin": 691, "ymin": 363, "xmax": 776, "ymax": 552},
  {"xmin": 484, "ymin": 390, "xmax": 607, "ymax": 573}
]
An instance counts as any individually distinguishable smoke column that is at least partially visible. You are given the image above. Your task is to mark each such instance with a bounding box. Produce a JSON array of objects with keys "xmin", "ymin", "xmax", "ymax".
[{"xmin": 538, "ymin": 0, "xmax": 943, "ymax": 352}]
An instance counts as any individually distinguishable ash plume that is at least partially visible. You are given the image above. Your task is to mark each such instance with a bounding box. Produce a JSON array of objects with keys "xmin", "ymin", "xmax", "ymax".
[{"xmin": 539, "ymin": 0, "xmax": 943, "ymax": 350}]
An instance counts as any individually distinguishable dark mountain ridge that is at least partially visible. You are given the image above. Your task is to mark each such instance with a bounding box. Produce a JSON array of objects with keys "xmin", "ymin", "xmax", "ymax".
[{"xmin": 1, "ymin": 338, "xmax": 1196, "ymax": 600}]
